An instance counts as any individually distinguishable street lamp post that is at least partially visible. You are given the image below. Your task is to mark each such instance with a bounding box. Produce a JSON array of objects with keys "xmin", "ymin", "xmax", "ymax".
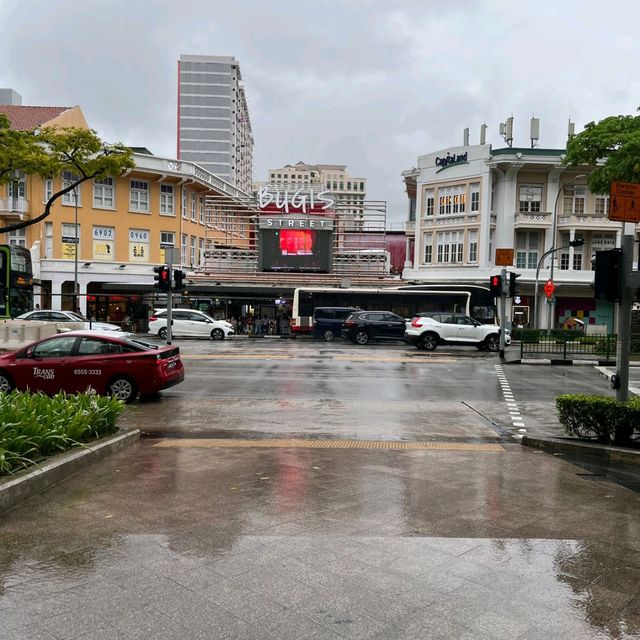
[
  {"xmin": 533, "ymin": 238, "xmax": 584, "ymax": 329},
  {"xmin": 540, "ymin": 176, "xmax": 586, "ymax": 330},
  {"xmin": 73, "ymin": 186, "xmax": 79, "ymax": 314}
]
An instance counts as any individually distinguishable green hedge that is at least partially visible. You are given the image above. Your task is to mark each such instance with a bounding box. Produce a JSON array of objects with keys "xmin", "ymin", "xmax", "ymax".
[
  {"xmin": 556, "ymin": 394, "xmax": 640, "ymax": 444},
  {"xmin": 0, "ymin": 391, "xmax": 123, "ymax": 476}
]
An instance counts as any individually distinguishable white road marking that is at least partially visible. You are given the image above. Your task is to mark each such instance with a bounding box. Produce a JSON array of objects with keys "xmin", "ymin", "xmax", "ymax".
[{"xmin": 495, "ymin": 364, "xmax": 525, "ymax": 435}]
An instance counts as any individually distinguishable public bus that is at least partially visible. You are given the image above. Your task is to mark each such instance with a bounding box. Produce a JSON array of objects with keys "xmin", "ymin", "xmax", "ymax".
[
  {"xmin": 0, "ymin": 244, "xmax": 34, "ymax": 319},
  {"xmin": 291, "ymin": 284, "xmax": 497, "ymax": 334}
]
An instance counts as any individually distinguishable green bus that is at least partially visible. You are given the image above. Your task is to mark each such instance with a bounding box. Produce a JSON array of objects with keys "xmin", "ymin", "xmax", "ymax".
[{"xmin": 0, "ymin": 245, "xmax": 33, "ymax": 318}]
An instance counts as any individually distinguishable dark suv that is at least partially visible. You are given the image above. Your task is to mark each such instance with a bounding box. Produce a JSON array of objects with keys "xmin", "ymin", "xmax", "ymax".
[
  {"xmin": 341, "ymin": 310, "xmax": 407, "ymax": 345},
  {"xmin": 313, "ymin": 307, "xmax": 359, "ymax": 341}
]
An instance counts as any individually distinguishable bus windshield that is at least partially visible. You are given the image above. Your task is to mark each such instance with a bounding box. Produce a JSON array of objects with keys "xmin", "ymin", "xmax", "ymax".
[{"xmin": 0, "ymin": 245, "xmax": 34, "ymax": 318}]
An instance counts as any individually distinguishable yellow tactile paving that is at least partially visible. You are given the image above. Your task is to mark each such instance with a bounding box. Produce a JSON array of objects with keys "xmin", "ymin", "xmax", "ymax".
[{"xmin": 152, "ymin": 438, "xmax": 505, "ymax": 452}]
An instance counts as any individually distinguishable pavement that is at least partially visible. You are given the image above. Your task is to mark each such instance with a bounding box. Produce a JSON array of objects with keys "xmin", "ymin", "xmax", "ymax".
[{"xmin": 1, "ymin": 339, "xmax": 640, "ymax": 639}]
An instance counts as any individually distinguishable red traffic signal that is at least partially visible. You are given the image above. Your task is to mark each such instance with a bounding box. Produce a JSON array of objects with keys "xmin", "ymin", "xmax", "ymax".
[
  {"xmin": 489, "ymin": 275, "xmax": 503, "ymax": 297},
  {"xmin": 153, "ymin": 265, "xmax": 171, "ymax": 292}
]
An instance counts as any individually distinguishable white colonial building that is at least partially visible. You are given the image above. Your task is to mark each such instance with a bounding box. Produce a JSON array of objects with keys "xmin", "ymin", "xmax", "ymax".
[{"xmin": 402, "ymin": 143, "xmax": 633, "ymax": 332}]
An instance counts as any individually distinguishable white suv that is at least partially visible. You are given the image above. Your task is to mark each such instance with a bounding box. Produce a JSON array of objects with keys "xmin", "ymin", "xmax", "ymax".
[
  {"xmin": 149, "ymin": 309, "xmax": 234, "ymax": 340},
  {"xmin": 405, "ymin": 312, "xmax": 510, "ymax": 352}
]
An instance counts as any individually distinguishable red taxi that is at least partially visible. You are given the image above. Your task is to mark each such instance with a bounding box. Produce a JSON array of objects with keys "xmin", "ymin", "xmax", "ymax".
[{"xmin": 0, "ymin": 331, "xmax": 184, "ymax": 402}]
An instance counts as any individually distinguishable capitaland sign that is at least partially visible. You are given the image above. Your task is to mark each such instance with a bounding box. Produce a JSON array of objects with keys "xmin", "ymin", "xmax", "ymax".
[
  {"xmin": 259, "ymin": 215, "xmax": 334, "ymax": 230},
  {"xmin": 435, "ymin": 152, "xmax": 468, "ymax": 173},
  {"xmin": 257, "ymin": 187, "xmax": 335, "ymax": 214}
]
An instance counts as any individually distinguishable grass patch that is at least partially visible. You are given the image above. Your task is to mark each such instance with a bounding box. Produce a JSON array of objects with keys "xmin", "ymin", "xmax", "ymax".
[{"xmin": 0, "ymin": 391, "xmax": 123, "ymax": 476}]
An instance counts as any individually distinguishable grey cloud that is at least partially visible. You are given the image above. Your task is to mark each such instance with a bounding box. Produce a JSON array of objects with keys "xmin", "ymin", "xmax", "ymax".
[{"xmin": 1, "ymin": 0, "xmax": 639, "ymax": 223}]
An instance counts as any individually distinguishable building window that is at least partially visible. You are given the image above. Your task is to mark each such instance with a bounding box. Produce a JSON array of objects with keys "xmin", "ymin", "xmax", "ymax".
[
  {"xmin": 92, "ymin": 226, "xmax": 115, "ymax": 261},
  {"xmin": 44, "ymin": 179, "xmax": 53, "ymax": 203},
  {"xmin": 160, "ymin": 231, "xmax": 175, "ymax": 246},
  {"xmin": 470, "ymin": 183, "xmax": 480, "ymax": 212},
  {"xmin": 181, "ymin": 234, "xmax": 187, "ymax": 265},
  {"xmin": 190, "ymin": 192, "xmax": 197, "ymax": 221},
  {"xmin": 199, "ymin": 196, "xmax": 205, "ymax": 223},
  {"xmin": 160, "ymin": 184, "xmax": 175, "ymax": 215},
  {"xmin": 563, "ymin": 187, "xmax": 586, "ymax": 215},
  {"xmin": 199, "ymin": 238, "xmax": 204, "ymax": 264},
  {"xmin": 560, "ymin": 253, "xmax": 570, "ymax": 270},
  {"xmin": 129, "ymin": 180, "xmax": 149, "ymax": 212},
  {"xmin": 160, "ymin": 231, "xmax": 175, "ymax": 263},
  {"xmin": 515, "ymin": 230, "xmax": 540, "ymax": 269},
  {"xmin": 128, "ymin": 229, "xmax": 149, "ymax": 262},
  {"xmin": 190, "ymin": 236, "xmax": 196, "ymax": 266},
  {"xmin": 424, "ymin": 235, "xmax": 433, "ymax": 264},
  {"xmin": 595, "ymin": 195, "xmax": 609, "ymax": 216},
  {"xmin": 61, "ymin": 223, "xmax": 80, "ymax": 259},
  {"xmin": 573, "ymin": 253, "xmax": 583, "ymax": 271},
  {"xmin": 425, "ymin": 189, "xmax": 434, "ymax": 217},
  {"xmin": 182, "ymin": 189, "xmax": 187, "ymax": 219},
  {"xmin": 62, "ymin": 172, "xmax": 81, "ymax": 206},
  {"xmin": 467, "ymin": 229, "xmax": 478, "ymax": 263},
  {"xmin": 93, "ymin": 177, "xmax": 114, "ymax": 209},
  {"xmin": 8, "ymin": 228, "xmax": 26, "ymax": 247},
  {"xmin": 44, "ymin": 221, "xmax": 53, "ymax": 258},
  {"xmin": 519, "ymin": 184, "xmax": 543, "ymax": 213},
  {"xmin": 436, "ymin": 231, "xmax": 464, "ymax": 263},
  {"xmin": 438, "ymin": 185, "xmax": 465, "ymax": 215}
]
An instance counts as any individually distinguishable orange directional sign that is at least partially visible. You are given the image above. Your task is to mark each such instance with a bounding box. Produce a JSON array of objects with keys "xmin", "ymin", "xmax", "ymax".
[
  {"xmin": 543, "ymin": 279, "xmax": 555, "ymax": 298},
  {"xmin": 495, "ymin": 248, "xmax": 514, "ymax": 266},
  {"xmin": 609, "ymin": 182, "xmax": 640, "ymax": 223}
]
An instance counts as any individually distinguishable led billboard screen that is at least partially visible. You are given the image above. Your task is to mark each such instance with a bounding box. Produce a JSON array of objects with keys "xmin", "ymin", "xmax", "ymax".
[{"xmin": 260, "ymin": 229, "xmax": 333, "ymax": 272}]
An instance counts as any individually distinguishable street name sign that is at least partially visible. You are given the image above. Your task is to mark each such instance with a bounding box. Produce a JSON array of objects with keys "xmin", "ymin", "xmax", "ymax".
[{"xmin": 609, "ymin": 182, "xmax": 640, "ymax": 223}]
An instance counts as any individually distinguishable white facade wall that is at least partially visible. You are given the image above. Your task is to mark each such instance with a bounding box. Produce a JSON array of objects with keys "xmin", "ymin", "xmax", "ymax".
[{"xmin": 402, "ymin": 143, "xmax": 636, "ymax": 330}]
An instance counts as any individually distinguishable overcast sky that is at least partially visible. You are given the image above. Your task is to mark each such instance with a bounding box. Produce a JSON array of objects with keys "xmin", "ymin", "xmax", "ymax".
[{"xmin": 1, "ymin": 0, "xmax": 639, "ymax": 224}]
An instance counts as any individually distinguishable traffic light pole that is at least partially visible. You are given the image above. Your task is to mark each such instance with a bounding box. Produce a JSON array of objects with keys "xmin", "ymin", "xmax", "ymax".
[
  {"xmin": 499, "ymin": 267, "xmax": 507, "ymax": 360},
  {"xmin": 615, "ymin": 232, "xmax": 635, "ymax": 405},
  {"xmin": 166, "ymin": 254, "xmax": 173, "ymax": 345}
]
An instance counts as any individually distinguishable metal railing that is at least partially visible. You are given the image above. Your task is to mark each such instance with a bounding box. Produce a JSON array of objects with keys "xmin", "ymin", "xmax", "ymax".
[{"xmin": 519, "ymin": 332, "xmax": 618, "ymax": 360}]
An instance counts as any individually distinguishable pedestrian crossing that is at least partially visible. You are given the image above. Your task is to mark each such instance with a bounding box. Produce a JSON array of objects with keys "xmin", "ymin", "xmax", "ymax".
[{"xmin": 495, "ymin": 364, "xmax": 526, "ymax": 431}]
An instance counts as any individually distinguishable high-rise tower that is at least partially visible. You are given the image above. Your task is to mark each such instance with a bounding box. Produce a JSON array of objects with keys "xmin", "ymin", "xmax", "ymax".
[{"xmin": 177, "ymin": 54, "xmax": 253, "ymax": 192}]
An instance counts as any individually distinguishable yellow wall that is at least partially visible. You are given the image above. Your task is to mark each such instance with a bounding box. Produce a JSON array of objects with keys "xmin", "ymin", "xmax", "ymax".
[
  {"xmin": 1, "ymin": 168, "xmax": 250, "ymax": 264},
  {"xmin": 46, "ymin": 106, "xmax": 89, "ymax": 131}
]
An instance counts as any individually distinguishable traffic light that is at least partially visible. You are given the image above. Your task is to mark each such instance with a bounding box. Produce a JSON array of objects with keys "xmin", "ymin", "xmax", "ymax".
[
  {"xmin": 594, "ymin": 249, "xmax": 622, "ymax": 302},
  {"xmin": 173, "ymin": 269, "xmax": 186, "ymax": 291},
  {"xmin": 489, "ymin": 274, "xmax": 503, "ymax": 297},
  {"xmin": 153, "ymin": 265, "xmax": 171, "ymax": 292},
  {"xmin": 508, "ymin": 272, "xmax": 521, "ymax": 297}
]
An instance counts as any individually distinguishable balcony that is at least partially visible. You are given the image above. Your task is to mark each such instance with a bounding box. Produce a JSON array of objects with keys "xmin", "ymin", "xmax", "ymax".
[
  {"xmin": 405, "ymin": 220, "xmax": 415, "ymax": 235},
  {"xmin": 0, "ymin": 197, "xmax": 30, "ymax": 219},
  {"xmin": 514, "ymin": 210, "xmax": 552, "ymax": 226}
]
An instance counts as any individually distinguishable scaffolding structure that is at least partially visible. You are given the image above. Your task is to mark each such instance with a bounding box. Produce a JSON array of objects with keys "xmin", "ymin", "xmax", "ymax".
[{"xmin": 194, "ymin": 189, "xmax": 391, "ymax": 286}]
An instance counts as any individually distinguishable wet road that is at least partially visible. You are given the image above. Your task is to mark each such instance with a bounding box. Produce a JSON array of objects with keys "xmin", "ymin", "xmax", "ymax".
[{"xmin": 1, "ymin": 339, "xmax": 639, "ymax": 639}]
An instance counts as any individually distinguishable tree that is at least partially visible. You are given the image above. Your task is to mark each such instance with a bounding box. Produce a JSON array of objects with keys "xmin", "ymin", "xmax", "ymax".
[
  {"xmin": 564, "ymin": 113, "xmax": 640, "ymax": 193},
  {"xmin": 0, "ymin": 115, "xmax": 134, "ymax": 234}
]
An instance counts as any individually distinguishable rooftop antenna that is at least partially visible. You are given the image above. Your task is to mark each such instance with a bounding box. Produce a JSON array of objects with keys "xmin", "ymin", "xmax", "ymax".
[
  {"xmin": 463, "ymin": 127, "xmax": 469, "ymax": 146},
  {"xmin": 530, "ymin": 117, "xmax": 540, "ymax": 148},
  {"xmin": 480, "ymin": 124, "xmax": 487, "ymax": 145},
  {"xmin": 500, "ymin": 117, "xmax": 513, "ymax": 147}
]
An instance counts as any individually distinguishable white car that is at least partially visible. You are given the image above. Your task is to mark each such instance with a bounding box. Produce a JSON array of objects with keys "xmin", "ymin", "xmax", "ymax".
[
  {"xmin": 148, "ymin": 309, "xmax": 234, "ymax": 340},
  {"xmin": 16, "ymin": 310, "xmax": 123, "ymax": 332},
  {"xmin": 405, "ymin": 312, "xmax": 510, "ymax": 352}
]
